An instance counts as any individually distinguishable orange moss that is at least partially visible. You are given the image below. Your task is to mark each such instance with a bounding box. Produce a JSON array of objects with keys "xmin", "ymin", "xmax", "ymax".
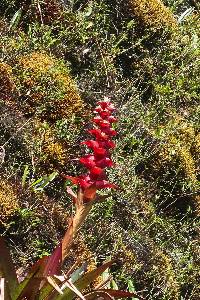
[
  {"xmin": 128, "ymin": 0, "xmax": 177, "ymax": 30},
  {"xmin": 0, "ymin": 62, "xmax": 16, "ymax": 101},
  {"xmin": 0, "ymin": 181, "xmax": 19, "ymax": 224},
  {"xmin": 17, "ymin": 51, "xmax": 84, "ymax": 121},
  {"xmin": 71, "ymin": 237, "xmax": 103, "ymax": 288},
  {"xmin": 19, "ymin": 52, "xmax": 54, "ymax": 75},
  {"xmin": 31, "ymin": 120, "xmax": 68, "ymax": 168}
]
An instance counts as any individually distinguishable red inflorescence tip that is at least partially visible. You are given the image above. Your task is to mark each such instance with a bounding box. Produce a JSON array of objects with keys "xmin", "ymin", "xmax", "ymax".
[{"xmin": 66, "ymin": 99, "xmax": 117, "ymax": 192}]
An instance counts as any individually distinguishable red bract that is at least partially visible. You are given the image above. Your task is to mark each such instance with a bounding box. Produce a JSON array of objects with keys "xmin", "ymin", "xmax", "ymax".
[
  {"xmin": 97, "ymin": 101, "xmax": 116, "ymax": 111},
  {"xmin": 80, "ymin": 155, "xmax": 96, "ymax": 168},
  {"xmin": 65, "ymin": 98, "xmax": 117, "ymax": 194},
  {"xmin": 99, "ymin": 111, "xmax": 111, "ymax": 119},
  {"xmin": 96, "ymin": 157, "xmax": 113, "ymax": 168},
  {"xmin": 81, "ymin": 140, "xmax": 100, "ymax": 149},
  {"xmin": 93, "ymin": 118, "xmax": 110, "ymax": 128},
  {"xmin": 93, "ymin": 147, "xmax": 107, "ymax": 157},
  {"xmin": 107, "ymin": 116, "xmax": 117, "ymax": 123},
  {"xmin": 95, "ymin": 180, "xmax": 117, "ymax": 189},
  {"xmin": 90, "ymin": 167, "xmax": 106, "ymax": 180},
  {"xmin": 88, "ymin": 129, "xmax": 109, "ymax": 140},
  {"xmin": 101, "ymin": 127, "xmax": 117, "ymax": 136},
  {"xmin": 92, "ymin": 116, "xmax": 102, "ymax": 124},
  {"xmin": 100, "ymin": 140, "xmax": 116, "ymax": 149}
]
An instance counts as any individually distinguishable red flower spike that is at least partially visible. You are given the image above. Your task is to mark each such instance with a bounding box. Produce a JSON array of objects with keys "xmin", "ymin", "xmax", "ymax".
[
  {"xmin": 64, "ymin": 175, "xmax": 79, "ymax": 185},
  {"xmin": 107, "ymin": 116, "xmax": 117, "ymax": 123},
  {"xmin": 78, "ymin": 174, "xmax": 93, "ymax": 188},
  {"xmin": 65, "ymin": 98, "xmax": 117, "ymax": 195},
  {"xmin": 98, "ymin": 120, "xmax": 111, "ymax": 128},
  {"xmin": 65, "ymin": 175, "xmax": 92, "ymax": 189},
  {"xmin": 94, "ymin": 106, "xmax": 104, "ymax": 113},
  {"xmin": 100, "ymin": 140, "xmax": 116, "ymax": 149},
  {"xmin": 93, "ymin": 116, "xmax": 117, "ymax": 125},
  {"xmin": 97, "ymin": 101, "xmax": 116, "ymax": 111},
  {"xmin": 78, "ymin": 178, "xmax": 92, "ymax": 189},
  {"xmin": 99, "ymin": 111, "xmax": 111, "ymax": 119},
  {"xmin": 92, "ymin": 116, "xmax": 103, "ymax": 124},
  {"xmin": 93, "ymin": 117, "xmax": 110, "ymax": 128}
]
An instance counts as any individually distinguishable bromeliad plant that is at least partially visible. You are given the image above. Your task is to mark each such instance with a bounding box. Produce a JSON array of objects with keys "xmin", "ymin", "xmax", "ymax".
[
  {"xmin": 62, "ymin": 98, "xmax": 118, "ymax": 259},
  {"xmin": 0, "ymin": 98, "xmax": 142, "ymax": 300}
]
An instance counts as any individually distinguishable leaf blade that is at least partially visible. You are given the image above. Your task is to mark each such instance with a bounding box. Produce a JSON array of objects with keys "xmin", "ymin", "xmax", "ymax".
[
  {"xmin": 9, "ymin": 8, "xmax": 22, "ymax": 31},
  {"xmin": 56, "ymin": 261, "xmax": 114, "ymax": 300},
  {"xmin": 0, "ymin": 238, "xmax": 18, "ymax": 299}
]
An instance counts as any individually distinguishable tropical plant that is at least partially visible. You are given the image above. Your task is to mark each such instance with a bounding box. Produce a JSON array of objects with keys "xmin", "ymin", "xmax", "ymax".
[{"xmin": 0, "ymin": 99, "xmax": 141, "ymax": 300}]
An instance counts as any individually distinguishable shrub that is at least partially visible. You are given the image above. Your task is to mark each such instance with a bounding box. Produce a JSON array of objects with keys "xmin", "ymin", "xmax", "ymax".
[{"xmin": 0, "ymin": 0, "xmax": 63, "ymax": 25}]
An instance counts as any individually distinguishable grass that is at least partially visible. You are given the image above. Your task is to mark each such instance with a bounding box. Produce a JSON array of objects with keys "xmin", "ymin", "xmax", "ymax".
[{"xmin": 0, "ymin": 0, "xmax": 199, "ymax": 299}]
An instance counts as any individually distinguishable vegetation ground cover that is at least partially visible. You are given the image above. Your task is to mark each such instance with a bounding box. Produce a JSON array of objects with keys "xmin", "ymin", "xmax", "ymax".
[{"xmin": 0, "ymin": 1, "xmax": 199, "ymax": 299}]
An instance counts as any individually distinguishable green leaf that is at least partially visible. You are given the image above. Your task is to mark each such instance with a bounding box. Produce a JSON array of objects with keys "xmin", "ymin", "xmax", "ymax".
[
  {"xmin": 14, "ymin": 257, "xmax": 48, "ymax": 300},
  {"xmin": 9, "ymin": 8, "xmax": 22, "ymax": 31},
  {"xmin": 39, "ymin": 263, "xmax": 88, "ymax": 300},
  {"xmin": 70, "ymin": 263, "xmax": 87, "ymax": 283},
  {"xmin": 55, "ymin": 261, "xmax": 114, "ymax": 300},
  {"xmin": 84, "ymin": 5, "xmax": 93, "ymax": 17},
  {"xmin": 110, "ymin": 279, "xmax": 118, "ymax": 290},
  {"xmin": 22, "ymin": 165, "xmax": 30, "ymax": 187},
  {"xmin": 31, "ymin": 172, "xmax": 58, "ymax": 191},
  {"xmin": 0, "ymin": 238, "xmax": 18, "ymax": 300},
  {"xmin": 128, "ymin": 279, "xmax": 139, "ymax": 300},
  {"xmin": 127, "ymin": 20, "xmax": 135, "ymax": 29}
]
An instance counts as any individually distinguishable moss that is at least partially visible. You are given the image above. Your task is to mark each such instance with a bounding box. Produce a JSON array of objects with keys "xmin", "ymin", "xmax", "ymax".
[
  {"xmin": 0, "ymin": 181, "xmax": 19, "ymax": 224},
  {"xmin": 69, "ymin": 236, "xmax": 103, "ymax": 289},
  {"xmin": 0, "ymin": 62, "xmax": 16, "ymax": 101},
  {"xmin": 149, "ymin": 249, "xmax": 180, "ymax": 300},
  {"xmin": 153, "ymin": 116, "xmax": 200, "ymax": 213},
  {"xmin": 34, "ymin": 121, "xmax": 68, "ymax": 167},
  {"xmin": 16, "ymin": 51, "xmax": 84, "ymax": 121},
  {"xmin": 128, "ymin": 0, "xmax": 177, "ymax": 30}
]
